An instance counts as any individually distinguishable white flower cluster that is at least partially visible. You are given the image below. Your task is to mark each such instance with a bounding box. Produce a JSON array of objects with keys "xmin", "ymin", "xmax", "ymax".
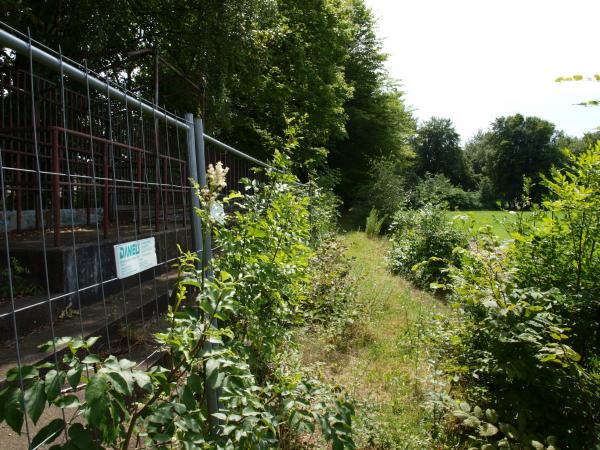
[{"xmin": 207, "ymin": 161, "xmax": 229, "ymax": 191}]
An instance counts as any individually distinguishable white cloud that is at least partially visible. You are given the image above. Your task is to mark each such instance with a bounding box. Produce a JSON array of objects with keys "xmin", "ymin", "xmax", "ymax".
[{"xmin": 365, "ymin": 0, "xmax": 600, "ymax": 141}]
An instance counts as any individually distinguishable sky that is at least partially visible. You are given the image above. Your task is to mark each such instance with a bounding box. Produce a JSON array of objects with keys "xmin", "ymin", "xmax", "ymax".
[{"xmin": 364, "ymin": 0, "xmax": 600, "ymax": 142}]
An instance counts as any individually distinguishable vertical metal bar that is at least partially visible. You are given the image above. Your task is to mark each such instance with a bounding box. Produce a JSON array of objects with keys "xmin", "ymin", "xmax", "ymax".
[
  {"xmin": 140, "ymin": 100, "xmax": 161, "ymax": 318},
  {"xmin": 16, "ymin": 152, "xmax": 22, "ymax": 232},
  {"xmin": 103, "ymin": 143, "xmax": 109, "ymax": 238},
  {"xmin": 162, "ymin": 156, "xmax": 168, "ymax": 228},
  {"xmin": 174, "ymin": 120, "xmax": 189, "ymax": 250},
  {"xmin": 184, "ymin": 114, "xmax": 202, "ymax": 260},
  {"xmin": 83, "ymin": 60, "xmax": 113, "ymax": 353},
  {"xmin": 193, "ymin": 116, "xmax": 219, "ymax": 427},
  {"xmin": 136, "ymin": 152, "xmax": 142, "ymax": 233},
  {"xmin": 27, "ymin": 28, "xmax": 68, "ymax": 435},
  {"xmin": 52, "ymin": 128, "xmax": 61, "ymax": 246},
  {"xmin": 86, "ymin": 163, "xmax": 91, "ymax": 226},
  {"xmin": 58, "ymin": 46, "xmax": 90, "ymax": 382},
  {"xmin": 104, "ymin": 77, "xmax": 130, "ymax": 356},
  {"xmin": 123, "ymin": 92, "xmax": 146, "ymax": 331},
  {"xmin": 193, "ymin": 118, "xmax": 212, "ymax": 268}
]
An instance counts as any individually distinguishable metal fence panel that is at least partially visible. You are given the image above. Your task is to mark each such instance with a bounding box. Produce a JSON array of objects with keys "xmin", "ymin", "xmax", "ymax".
[{"xmin": 0, "ymin": 22, "xmax": 276, "ymax": 447}]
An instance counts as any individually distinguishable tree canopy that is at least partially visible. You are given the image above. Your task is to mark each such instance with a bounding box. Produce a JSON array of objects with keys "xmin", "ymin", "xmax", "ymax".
[
  {"xmin": 414, "ymin": 117, "xmax": 470, "ymax": 188},
  {"xmin": 2, "ymin": 0, "xmax": 413, "ymax": 188},
  {"xmin": 486, "ymin": 114, "xmax": 563, "ymax": 203}
]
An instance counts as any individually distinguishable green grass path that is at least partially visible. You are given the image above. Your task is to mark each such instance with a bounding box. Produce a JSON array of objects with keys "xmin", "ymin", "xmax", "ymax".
[{"xmin": 300, "ymin": 232, "xmax": 447, "ymax": 448}]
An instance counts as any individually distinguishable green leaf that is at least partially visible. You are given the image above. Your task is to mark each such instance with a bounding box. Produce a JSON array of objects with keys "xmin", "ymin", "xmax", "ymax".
[
  {"xmin": 68, "ymin": 423, "xmax": 97, "ymax": 449},
  {"xmin": 4, "ymin": 388, "xmax": 24, "ymax": 434},
  {"xmin": 187, "ymin": 374, "xmax": 203, "ymax": 394},
  {"xmin": 118, "ymin": 359, "xmax": 137, "ymax": 371},
  {"xmin": 45, "ymin": 370, "xmax": 66, "ymax": 402},
  {"xmin": 85, "ymin": 375, "xmax": 109, "ymax": 425},
  {"xmin": 485, "ymin": 409, "xmax": 498, "ymax": 423},
  {"xmin": 31, "ymin": 418, "xmax": 64, "ymax": 449},
  {"xmin": 205, "ymin": 359, "xmax": 220, "ymax": 388},
  {"xmin": 54, "ymin": 395, "xmax": 80, "ymax": 408},
  {"xmin": 531, "ymin": 441, "xmax": 545, "ymax": 450},
  {"xmin": 24, "ymin": 380, "xmax": 47, "ymax": 424},
  {"xmin": 6, "ymin": 365, "xmax": 38, "ymax": 382},
  {"xmin": 479, "ymin": 422, "xmax": 499, "ymax": 437},
  {"xmin": 67, "ymin": 366, "xmax": 82, "ymax": 390},
  {"xmin": 81, "ymin": 355, "xmax": 101, "ymax": 365},
  {"xmin": 85, "ymin": 336, "xmax": 101, "ymax": 348},
  {"xmin": 105, "ymin": 372, "xmax": 131, "ymax": 396},
  {"xmin": 132, "ymin": 371, "xmax": 152, "ymax": 392},
  {"xmin": 211, "ymin": 412, "xmax": 227, "ymax": 421}
]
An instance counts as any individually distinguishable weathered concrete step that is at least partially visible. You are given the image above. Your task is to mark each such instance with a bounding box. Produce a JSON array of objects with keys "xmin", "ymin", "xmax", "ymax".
[{"xmin": 0, "ymin": 268, "xmax": 177, "ymax": 381}]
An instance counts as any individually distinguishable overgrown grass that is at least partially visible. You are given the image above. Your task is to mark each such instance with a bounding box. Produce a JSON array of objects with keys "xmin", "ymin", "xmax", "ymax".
[{"xmin": 298, "ymin": 232, "xmax": 447, "ymax": 448}]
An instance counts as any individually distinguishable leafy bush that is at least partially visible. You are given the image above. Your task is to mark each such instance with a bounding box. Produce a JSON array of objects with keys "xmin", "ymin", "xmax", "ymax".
[
  {"xmin": 365, "ymin": 207, "xmax": 386, "ymax": 237},
  {"xmin": 309, "ymin": 169, "xmax": 343, "ymax": 242},
  {"xmin": 387, "ymin": 205, "xmax": 467, "ymax": 289},
  {"xmin": 511, "ymin": 145, "xmax": 600, "ymax": 357},
  {"xmin": 0, "ymin": 155, "xmax": 355, "ymax": 449},
  {"xmin": 356, "ymin": 156, "xmax": 411, "ymax": 226},
  {"xmin": 436, "ymin": 146, "xmax": 600, "ymax": 449},
  {"xmin": 439, "ymin": 232, "xmax": 599, "ymax": 449},
  {"xmin": 410, "ymin": 173, "xmax": 481, "ymax": 210}
]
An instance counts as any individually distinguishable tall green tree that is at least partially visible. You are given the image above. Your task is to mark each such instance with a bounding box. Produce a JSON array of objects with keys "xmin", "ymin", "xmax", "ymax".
[
  {"xmin": 328, "ymin": 0, "xmax": 415, "ymax": 203},
  {"xmin": 414, "ymin": 117, "xmax": 470, "ymax": 188},
  {"xmin": 487, "ymin": 114, "xmax": 563, "ymax": 203}
]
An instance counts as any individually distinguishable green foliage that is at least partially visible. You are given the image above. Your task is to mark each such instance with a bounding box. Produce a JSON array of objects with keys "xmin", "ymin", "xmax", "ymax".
[
  {"xmin": 414, "ymin": 117, "xmax": 472, "ymax": 189},
  {"xmin": 486, "ymin": 114, "xmax": 564, "ymax": 204},
  {"xmin": 440, "ymin": 232, "xmax": 598, "ymax": 448},
  {"xmin": 365, "ymin": 208, "xmax": 386, "ymax": 237},
  {"xmin": 329, "ymin": 1, "xmax": 415, "ymax": 203},
  {"xmin": 388, "ymin": 205, "xmax": 467, "ymax": 290},
  {"xmin": 0, "ymin": 161, "xmax": 355, "ymax": 448},
  {"xmin": 436, "ymin": 146, "xmax": 600, "ymax": 448},
  {"xmin": 355, "ymin": 156, "xmax": 412, "ymax": 225},
  {"xmin": 410, "ymin": 173, "xmax": 481, "ymax": 210},
  {"xmin": 0, "ymin": 257, "xmax": 43, "ymax": 299},
  {"xmin": 511, "ymin": 144, "xmax": 600, "ymax": 358}
]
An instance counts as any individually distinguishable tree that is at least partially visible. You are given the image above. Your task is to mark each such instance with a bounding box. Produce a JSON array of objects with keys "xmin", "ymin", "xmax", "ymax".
[
  {"xmin": 413, "ymin": 117, "xmax": 470, "ymax": 188},
  {"xmin": 328, "ymin": 0, "xmax": 415, "ymax": 203},
  {"xmin": 487, "ymin": 114, "xmax": 563, "ymax": 203}
]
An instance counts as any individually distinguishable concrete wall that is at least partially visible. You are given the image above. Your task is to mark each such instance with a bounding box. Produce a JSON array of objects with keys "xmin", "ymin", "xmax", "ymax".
[{"xmin": 0, "ymin": 208, "xmax": 103, "ymax": 232}]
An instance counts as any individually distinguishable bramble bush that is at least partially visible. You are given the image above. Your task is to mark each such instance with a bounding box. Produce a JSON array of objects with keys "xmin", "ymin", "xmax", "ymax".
[
  {"xmin": 0, "ymin": 151, "xmax": 356, "ymax": 449},
  {"xmin": 436, "ymin": 144, "xmax": 600, "ymax": 449},
  {"xmin": 387, "ymin": 204, "xmax": 468, "ymax": 290}
]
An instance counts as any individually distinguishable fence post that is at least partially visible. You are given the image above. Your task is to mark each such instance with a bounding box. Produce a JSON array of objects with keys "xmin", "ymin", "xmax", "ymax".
[
  {"xmin": 184, "ymin": 114, "xmax": 203, "ymax": 261},
  {"xmin": 193, "ymin": 118, "xmax": 212, "ymax": 268},
  {"xmin": 193, "ymin": 116, "xmax": 221, "ymax": 429}
]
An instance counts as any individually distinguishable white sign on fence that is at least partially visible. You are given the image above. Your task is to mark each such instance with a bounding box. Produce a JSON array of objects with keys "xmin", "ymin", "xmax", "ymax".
[{"xmin": 114, "ymin": 237, "xmax": 157, "ymax": 279}]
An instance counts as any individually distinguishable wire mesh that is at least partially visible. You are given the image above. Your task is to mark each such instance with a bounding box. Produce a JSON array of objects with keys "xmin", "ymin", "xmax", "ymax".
[{"xmin": 0, "ymin": 24, "xmax": 278, "ymax": 447}]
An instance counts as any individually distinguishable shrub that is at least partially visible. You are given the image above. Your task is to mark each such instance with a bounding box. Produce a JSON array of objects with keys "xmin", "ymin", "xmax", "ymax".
[
  {"xmin": 511, "ymin": 145, "xmax": 600, "ymax": 358},
  {"xmin": 0, "ymin": 155, "xmax": 356, "ymax": 449},
  {"xmin": 356, "ymin": 156, "xmax": 410, "ymax": 226},
  {"xmin": 440, "ymin": 232, "xmax": 599, "ymax": 449},
  {"xmin": 410, "ymin": 173, "xmax": 481, "ymax": 210},
  {"xmin": 365, "ymin": 207, "xmax": 386, "ymax": 237},
  {"xmin": 387, "ymin": 205, "xmax": 467, "ymax": 289},
  {"xmin": 437, "ymin": 146, "xmax": 600, "ymax": 449}
]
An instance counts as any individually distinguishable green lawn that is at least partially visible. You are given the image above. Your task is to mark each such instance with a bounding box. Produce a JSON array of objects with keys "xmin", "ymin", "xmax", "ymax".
[
  {"xmin": 447, "ymin": 210, "xmax": 524, "ymax": 239},
  {"xmin": 298, "ymin": 232, "xmax": 447, "ymax": 448}
]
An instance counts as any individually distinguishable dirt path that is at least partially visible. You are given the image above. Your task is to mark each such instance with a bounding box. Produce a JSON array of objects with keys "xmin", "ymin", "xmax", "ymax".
[{"xmin": 300, "ymin": 232, "xmax": 448, "ymax": 449}]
